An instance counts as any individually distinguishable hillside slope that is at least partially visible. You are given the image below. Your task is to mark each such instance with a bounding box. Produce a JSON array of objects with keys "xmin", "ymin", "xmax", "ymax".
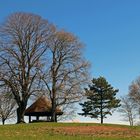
[{"xmin": 0, "ymin": 123, "xmax": 140, "ymax": 140}]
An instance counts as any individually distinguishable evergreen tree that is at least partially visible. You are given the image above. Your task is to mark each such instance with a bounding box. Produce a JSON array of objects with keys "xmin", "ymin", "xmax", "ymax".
[{"xmin": 79, "ymin": 76, "xmax": 121, "ymax": 124}]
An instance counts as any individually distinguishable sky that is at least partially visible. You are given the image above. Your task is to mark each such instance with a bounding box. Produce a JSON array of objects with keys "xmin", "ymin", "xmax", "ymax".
[{"xmin": 0, "ymin": 0, "xmax": 140, "ymax": 124}]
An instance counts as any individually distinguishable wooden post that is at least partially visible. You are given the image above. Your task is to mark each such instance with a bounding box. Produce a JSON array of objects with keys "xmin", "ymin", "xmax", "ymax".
[
  {"xmin": 29, "ymin": 116, "xmax": 31, "ymax": 123},
  {"xmin": 36, "ymin": 116, "xmax": 39, "ymax": 121}
]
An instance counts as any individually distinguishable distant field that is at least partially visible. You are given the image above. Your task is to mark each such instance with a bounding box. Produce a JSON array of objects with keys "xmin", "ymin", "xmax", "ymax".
[{"xmin": 0, "ymin": 123, "xmax": 140, "ymax": 140}]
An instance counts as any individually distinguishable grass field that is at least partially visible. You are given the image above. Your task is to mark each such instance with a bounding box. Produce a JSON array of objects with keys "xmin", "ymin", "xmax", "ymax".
[{"xmin": 0, "ymin": 122, "xmax": 140, "ymax": 140}]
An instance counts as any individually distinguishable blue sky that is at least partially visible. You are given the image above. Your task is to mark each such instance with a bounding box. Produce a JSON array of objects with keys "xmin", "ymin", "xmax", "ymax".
[{"xmin": 1, "ymin": 0, "xmax": 140, "ymax": 124}]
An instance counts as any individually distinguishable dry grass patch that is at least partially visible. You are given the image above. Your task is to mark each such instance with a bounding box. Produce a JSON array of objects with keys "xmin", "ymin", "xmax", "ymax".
[{"xmin": 53, "ymin": 125, "xmax": 140, "ymax": 138}]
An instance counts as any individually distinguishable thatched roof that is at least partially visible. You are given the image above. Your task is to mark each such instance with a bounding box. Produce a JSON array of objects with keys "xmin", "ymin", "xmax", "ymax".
[{"xmin": 25, "ymin": 96, "xmax": 63, "ymax": 116}]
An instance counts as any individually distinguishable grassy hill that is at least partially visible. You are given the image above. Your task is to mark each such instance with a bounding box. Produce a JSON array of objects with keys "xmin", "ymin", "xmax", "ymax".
[{"xmin": 0, "ymin": 123, "xmax": 140, "ymax": 140}]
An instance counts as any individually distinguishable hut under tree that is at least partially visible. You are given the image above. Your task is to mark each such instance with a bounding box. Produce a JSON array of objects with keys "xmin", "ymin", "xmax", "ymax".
[{"xmin": 24, "ymin": 96, "xmax": 63, "ymax": 123}]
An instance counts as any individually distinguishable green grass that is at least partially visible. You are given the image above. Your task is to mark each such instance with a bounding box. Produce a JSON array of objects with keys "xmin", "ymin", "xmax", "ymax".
[{"xmin": 0, "ymin": 123, "xmax": 140, "ymax": 140}]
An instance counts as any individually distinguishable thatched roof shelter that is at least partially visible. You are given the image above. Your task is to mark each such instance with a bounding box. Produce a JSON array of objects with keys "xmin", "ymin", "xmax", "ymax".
[{"xmin": 25, "ymin": 96, "xmax": 63, "ymax": 122}]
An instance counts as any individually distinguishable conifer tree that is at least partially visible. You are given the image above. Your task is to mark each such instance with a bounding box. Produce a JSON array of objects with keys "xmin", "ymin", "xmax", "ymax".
[{"xmin": 79, "ymin": 77, "xmax": 121, "ymax": 124}]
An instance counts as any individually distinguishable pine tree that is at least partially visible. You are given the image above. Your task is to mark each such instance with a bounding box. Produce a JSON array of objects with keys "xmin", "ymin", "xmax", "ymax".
[{"xmin": 79, "ymin": 76, "xmax": 121, "ymax": 124}]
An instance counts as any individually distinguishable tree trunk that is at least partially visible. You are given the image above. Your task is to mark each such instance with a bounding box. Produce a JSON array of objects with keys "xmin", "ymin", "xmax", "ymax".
[
  {"xmin": 100, "ymin": 90, "xmax": 103, "ymax": 124},
  {"xmin": 55, "ymin": 115, "xmax": 57, "ymax": 122},
  {"xmin": 101, "ymin": 115, "xmax": 103, "ymax": 124},
  {"xmin": 130, "ymin": 114, "xmax": 133, "ymax": 126},
  {"xmin": 16, "ymin": 102, "xmax": 27, "ymax": 123},
  {"xmin": 51, "ymin": 69, "xmax": 57, "ymax": 122},
  {"xmin": 2, "ymin": 119, "xmax": 5, "ymax": 125},
  {"xmin": 51, "ymin": 98, "xmax": 56, "ymax": 122}
]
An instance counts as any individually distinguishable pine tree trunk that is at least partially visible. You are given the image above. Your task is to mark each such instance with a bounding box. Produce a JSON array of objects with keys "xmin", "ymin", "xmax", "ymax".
[
  {"xmin": 100, "ymin": 90, "xmax": 103, "ymax": 124},
  {"xmin": 101, "ymin": 116, "xmax": 103, "ymax": 124}
]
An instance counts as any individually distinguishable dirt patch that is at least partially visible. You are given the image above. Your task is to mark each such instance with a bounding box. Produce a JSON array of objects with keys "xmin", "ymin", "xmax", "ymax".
[{"xmin": 53, "ymin": 126, "xmax": 140, "ymax": 138}]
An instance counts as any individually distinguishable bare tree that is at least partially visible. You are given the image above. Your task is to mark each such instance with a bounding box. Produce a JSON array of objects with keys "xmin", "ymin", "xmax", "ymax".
[
  {"xmin": 129, "ymin": 76, "xmax": 140, "ymax": 119},
  {"xmin": 42, "ymin": 31, "xmax": 89, "ymax": 122},
  {"xmin": 0, "ymin": 12, "xmax": 55, "ymax": 123},
  {"xmin": 129, "ymin": 77, "xmax": 140, "ymax": 103},
  {"xmin": 0, "ymin": 90, "xmax": 16, "ymax": 125},
  {"xmin": 118, "ymin": 96, "xmax": 137, "ymax": 126}
]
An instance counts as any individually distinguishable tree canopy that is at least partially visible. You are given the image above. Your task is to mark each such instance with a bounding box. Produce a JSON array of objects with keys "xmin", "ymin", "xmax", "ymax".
[
  {"xmin": 0, "ymin": 12, "xmax": 89, "ymax": 123},
  {"xmin": 79, "ymin": 76, "xmax": 121, "ymax": 124}
]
